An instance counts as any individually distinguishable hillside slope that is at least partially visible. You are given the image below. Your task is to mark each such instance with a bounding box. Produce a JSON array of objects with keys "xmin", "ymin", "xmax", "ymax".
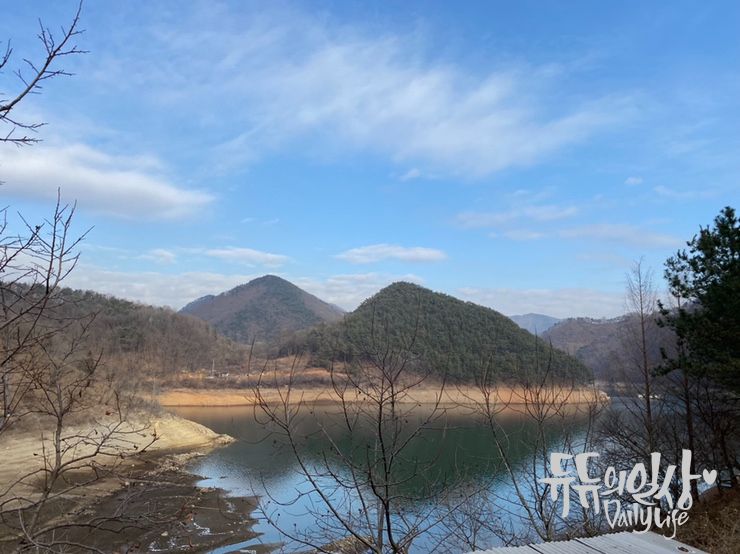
[
  {"xmin": 181, "ymin": 275, "xmax": 344, "ymax": 344},
  {"xmin": 299, "ymin": 282, "xmax": 591, "ymax": 383},
  {"xmin": 542, "ymin": 315, "xmax": 675, "ymax": 381},
  {"xmin": 13, "ymin": 285, "xmax": 247, "ymax": 375}
]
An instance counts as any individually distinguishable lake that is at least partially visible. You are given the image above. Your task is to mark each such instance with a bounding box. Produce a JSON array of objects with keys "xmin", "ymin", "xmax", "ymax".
[{"xmin": 171, "ymin": 403, "xmax": 592, "ymax": 553}]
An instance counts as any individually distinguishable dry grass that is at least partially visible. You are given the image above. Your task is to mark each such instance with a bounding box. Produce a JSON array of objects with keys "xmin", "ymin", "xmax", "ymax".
[
  {"xmin": 157, "ymin": 355, "xmax": 607, "ymax": 408},
  {"xmin": 157, "ymin": 384, "xmax": 607, "ymax": 407},
  {"xmin": 677, "ymin": 486, "xmax": 740, "ymax": 554}
]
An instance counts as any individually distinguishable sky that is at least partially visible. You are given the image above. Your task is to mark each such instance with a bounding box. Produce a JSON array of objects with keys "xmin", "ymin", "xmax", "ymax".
[{"xmin": 1, "ymin": 0, "xmax": 739, "ymax": 318}]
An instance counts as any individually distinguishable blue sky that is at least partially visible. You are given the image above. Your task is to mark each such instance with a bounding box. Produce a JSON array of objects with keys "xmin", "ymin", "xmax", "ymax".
[{"xmin": 2, "ymin": 0, "xmax": 738, "ymax": 317}]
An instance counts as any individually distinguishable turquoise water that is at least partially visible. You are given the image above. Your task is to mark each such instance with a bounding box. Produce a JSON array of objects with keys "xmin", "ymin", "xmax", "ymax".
[{"xmin": 172, "ymin": 404, "xmax": 589, "ymax": 553}]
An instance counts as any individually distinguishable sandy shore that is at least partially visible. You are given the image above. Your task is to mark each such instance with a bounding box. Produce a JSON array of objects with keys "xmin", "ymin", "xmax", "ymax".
[
  {"xmin": 158, "ymin": 385, "xmax": 607, "ymax": 407},
  {"xmin": 0, "ymin": 412, "xmax": 233, "ymax": 494},
  {"xmin": 0, "ymin": 413, "xmax": 271, "ymax": 553}
]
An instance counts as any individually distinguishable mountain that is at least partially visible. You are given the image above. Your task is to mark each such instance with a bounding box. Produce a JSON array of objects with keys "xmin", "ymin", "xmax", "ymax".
[
  {"xmin": 14, "ymin": 285, "xmax": 247, "ymax": 374},
  {"xmin": 542, "ymin": 315, "xmax": 675, "ymax": 381},
  {"xmin": 509, "ymin": 313, "xmax": 561, "ymax": 334},
  {"xmin": 180, "ymin": 275, "xmax": 345, "ymax": 344},
  {"xmin": 296, "ymin": 282, "xmax": 591, "ymax": 383}
]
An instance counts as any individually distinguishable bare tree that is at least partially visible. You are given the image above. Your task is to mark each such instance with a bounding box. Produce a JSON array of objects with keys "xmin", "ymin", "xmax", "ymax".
[
  {"xmin": 1, "ymin": 196, "xmax": 86, "ymax": 435},
  {"xmin": 597, "ymin": 257, "xmax": 738, "ymax": 535},
  {"xmin": 1, "ymin": 2, "xmax": 88, "ymax": 428},
  {"xmin": 462, "ymin": 355, "xmax": 606, "ymax": 545},
  {"xmin": 252, "ymin": 307, "xmax": 476, "ymax": 553},
  {"xmin": 0, "ymin": 338, "xmax": 155, "ymax": 552},
  {"xmin": 599, "ymin": 258, "xmax": 665, "ymax": 466},
  {"xmin": 0, "ymin": 197, "xmax": 162, "ymax": 552},
  {"xmin": 0, "ymin": 1, "xmax": 86, "ymax": 145},
  {"xmin": 0, "ymin": 5, "xmax": 207, "ymax": 551},
  {"xmin": 624, "ymin": 258, "xmax": 658, "ymax": 452},
  {"xmin": 596, "ymin": 263, "xmax": 698, "ymax": 518}
]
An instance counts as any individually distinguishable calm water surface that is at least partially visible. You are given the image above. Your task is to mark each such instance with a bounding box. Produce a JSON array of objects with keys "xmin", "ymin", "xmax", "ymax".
[{"xmin": 171, "ymin": 404, "xmax": 589, "ymax": 553}]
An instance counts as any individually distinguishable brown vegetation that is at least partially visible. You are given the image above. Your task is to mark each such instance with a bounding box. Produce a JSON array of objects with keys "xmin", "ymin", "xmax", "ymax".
[
  {"xmin": 158, "ymin": 384, "xmax": 606, "ymax": 407},
  {"xmin": 180, "ymin": 274, "xmax": 344, "ymax": 345},
  {"xmin": 678, "ymin": 487, "xmax": 740, "ymax": 554}
]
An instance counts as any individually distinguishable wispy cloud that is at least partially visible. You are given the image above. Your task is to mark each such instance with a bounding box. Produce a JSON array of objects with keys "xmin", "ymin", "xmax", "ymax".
[
  {"xmin": 398, "ymin": 168, "xmax": 422, "ymax": 181},
  {"xmin": 0, "ymin": 143, "xmax": 213, "ymax": 218},
  {"xmin": 457, "ymin": 204, "xmax": 578, "ymax": 228},
  {"xmin": 204, "ymin": 247, "xmax": 289, "ymax": 267},
  {"xmin": 479, "ymin": 215, "xmax": 681, "ymax": 248},
  {"xmin": 66, "ymin": 265, "xmax": 260, "ymax": 309},
  {"xmin": 624, "ymin": 176, "xmax": 643, "ymax": 186},
  {"xmin": 336, "ymin": 244, "xmax": 447, "ymax": 264},
  {"xmin": 99, "ymin": 5, "xmax": 631, "ymax": 177},
  {"xmin": 66, "ymin": 265, "xmax": 420, "ymax": 311},
  {"xmin": 295, "ymin": 273, "xmax": 424, "ymax": 309},
  {"xmin": 458, "ymin": 286, "xmax": 625, "ymax": 319},
  {"xmin": 652, "ymin": 185, "xmax": 716, "ymax": 200},
  {"xmin": 141, "ymin": 248, "xmax": 177, "ymax": 264},
  {"xmin": 497, "ymin": 229, "xmax": 546, "ymax": 240},
  {"xmin": 559, "ymin": 223, "xmax": 680, "ymax": 248}
]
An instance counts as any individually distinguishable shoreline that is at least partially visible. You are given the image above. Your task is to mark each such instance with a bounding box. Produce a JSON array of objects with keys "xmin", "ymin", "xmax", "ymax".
[
  {"xmin": 0, "ymin": 412, "xmax": 235, "ymax": 497},
  {"xmin": 158, "ymin": 385, "xmax": 608, "ymax": 407},
  {"xmin": 0, "ymin": 412, "xmax": 268, "ymax": 553}
]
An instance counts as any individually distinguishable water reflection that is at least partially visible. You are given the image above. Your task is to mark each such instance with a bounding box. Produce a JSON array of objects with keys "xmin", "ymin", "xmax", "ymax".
[{"xmin": 172, "ymin": 404, "xmax": 590, "ymax": 552}]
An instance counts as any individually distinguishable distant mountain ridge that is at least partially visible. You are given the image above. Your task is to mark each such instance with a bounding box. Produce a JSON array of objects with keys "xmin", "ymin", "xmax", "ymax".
[
  {"xmin": 180, "ymin": 275, "xmax": 345, "ymax": 344},
  {"xmin": 509, "ymin": 313, "xmax": 561, "ymax": 334},
  {"xmin": 542, "ymin": 315, "xmax": 674, "ymax": 381},
  {"xmin": 295, "ymin": 282, "xmax": 591, "ymax": 383}
]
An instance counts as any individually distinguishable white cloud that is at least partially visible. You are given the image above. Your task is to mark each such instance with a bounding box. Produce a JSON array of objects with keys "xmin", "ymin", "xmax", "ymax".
[
  {"xmin": 559, "ymin": 224, "xmax": 680, "ymax": 248},
  {"xmin": 65, "ymin": 265, "xmax": 420, "ymax": 311},
  {"xmin": 79, "ymin": 243, "xmax": 289, "ymax": 268},
  {"xmin": 458, "ymin": 286, "xmax": 625, "ymax": 319},
  {"xmin": 499, "ymin": 230, "xmax": 546, "ymax": 240},
  {"xmin": 0, "ymin": 143, "xmax": 213, "ymax": 218},
  {"xmin": 652, "ymin": 185, "xmax": 713, "ymax": 200},
  {"xmin": 65, "ymin": 265, "xmax": 260, "ymax": 309},
  {"xmin": 336, "ymin": 244, "xmax": 447, "ymax": 264},
  {"xmin": 204, "ymin": 247, "xmax": 289, "ymax": 267},
  {"xmin": 624, "ymin": 176, "xmax": 643, "ymax": 186},
  {"xmin": 65, "ymin": 261, "xmax": 622, "ymax": 319},
  {"xmin": 141, "ymin": 248, "xmax": 177, "ymax": 264},
  {"xmin": 101, "ymin": 6, "xmax": 630, "ymax": 177},
  {"xmin": 245, "ymin": 49, "xmax": 624, "ymax": 176},
  {"xmin": 295, "ymin": 273, "xmax": 425, "ymax": 310},
  {"xmin": 399, "ymin": 168, "xmax": 422, "ymax": 181},
  {"xmin": 457, "ymin": 204, "xmax": 578, "ymax": 228},
  {"xmin": 458, "ymin": 196, "xmax": 680, "ymax": 248}
]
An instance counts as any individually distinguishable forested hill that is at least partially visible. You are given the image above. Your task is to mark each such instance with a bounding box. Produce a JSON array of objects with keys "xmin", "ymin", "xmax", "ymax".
[
  {"xmin": 50, "ymin": 287, "xmax": 247, "ymax": 374},
  {"xmin": 180, "ymin": 275, "xmax": 345, "ymax": 344},
  {"xmin": 296, "ymin": 282, "xmax": 592, "ymax": 383}
]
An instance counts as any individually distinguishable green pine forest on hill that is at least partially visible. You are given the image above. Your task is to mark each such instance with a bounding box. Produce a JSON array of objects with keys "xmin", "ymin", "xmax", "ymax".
[
  {"xmin": 287, "ymin": 282, "xmax": 591, "ymax": 383},
  {"xmin": 17, "ymin": 279, "xmax": 592, "ymax": 386}
]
